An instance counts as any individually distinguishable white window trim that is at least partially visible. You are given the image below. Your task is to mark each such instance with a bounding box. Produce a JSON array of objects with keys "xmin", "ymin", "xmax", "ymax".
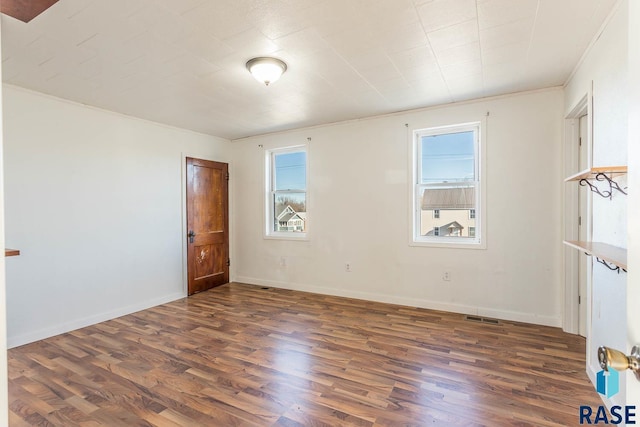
[
  {"xmin": 409, "ymin": 121, "xmax": 487, "ymax": 249},
  {"xmin": 264, "ymin": 144, "xmax": 309, "ymax": 240}
]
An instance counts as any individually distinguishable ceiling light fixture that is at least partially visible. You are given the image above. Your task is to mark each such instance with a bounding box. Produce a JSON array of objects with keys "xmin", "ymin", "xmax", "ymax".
[{"xmin": 246, "ymin": 57, "xmax": 287, "ymax": 86}]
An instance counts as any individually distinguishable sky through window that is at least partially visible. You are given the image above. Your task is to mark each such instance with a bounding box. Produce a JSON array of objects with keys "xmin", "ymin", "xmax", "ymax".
[
  {"xmin": 275, "ymin": 151, "xmax": 306, "ymax": 190},
  {"xmin": 421, "ymin": 131, "xmax": 474, "ymax": 183}
]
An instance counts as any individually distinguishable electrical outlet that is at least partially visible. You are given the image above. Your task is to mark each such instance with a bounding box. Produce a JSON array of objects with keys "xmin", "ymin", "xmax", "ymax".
[
  {"xmin": 279, "ymin": 257, "xmax": 286, "ymax": 267},
  {"xmin": 345, "ymin": 263, "xmax": 352, "ymax": 272},
  {"xmin": 443, "ymin": 271, "xmax": 451, "ymax": 281}
]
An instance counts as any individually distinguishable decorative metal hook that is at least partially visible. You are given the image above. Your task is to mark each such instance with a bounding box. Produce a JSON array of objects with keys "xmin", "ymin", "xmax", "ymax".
[
  {"xmin": 595, "ymin": 173, "xmax": 627, "ymax": 196},
  {"xmin": 579, "ymin": 178, "xmax": 612, "ymax": 199},
  {"xmin": 580, "ymin": 173, "xmax": 627, "ymax": 200},
  {"xmin": 595, "ymin": 257, "xmax": 626, "ymax": 274}
]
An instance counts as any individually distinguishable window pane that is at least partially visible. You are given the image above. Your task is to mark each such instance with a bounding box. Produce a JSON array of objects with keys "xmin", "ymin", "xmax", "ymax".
[
  {"xmin": 274, "ymin": 151, "xmax": 306, "ymax": 190},
  {"xmin": 274, "ymin": 192, "xmax": 306, "ymax": 232},
  {"xmin": 419, "ymin": 185, "xmax": 476, "ymax": 239},
  {"xmin": 421, "ymin": 131, "xmax": 474, "ymax": 183}
]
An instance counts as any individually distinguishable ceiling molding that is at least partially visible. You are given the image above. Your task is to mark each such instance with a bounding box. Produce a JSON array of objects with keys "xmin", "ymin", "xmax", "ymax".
[{"xmin": 1, "ymin": 0, "xmax": 59, "ymax": 23}]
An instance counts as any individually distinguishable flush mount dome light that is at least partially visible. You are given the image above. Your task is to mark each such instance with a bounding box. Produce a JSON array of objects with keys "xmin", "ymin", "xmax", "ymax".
[{"xmin": 246, "ymin": 57, "xmax": 287, "ymax": 86}]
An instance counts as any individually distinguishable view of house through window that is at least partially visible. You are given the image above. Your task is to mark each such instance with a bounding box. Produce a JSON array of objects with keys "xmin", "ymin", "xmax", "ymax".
[
  {"xmin": 414, "ymin": 123, "xmax": 480, "ymax": 244},
  {"xmin": 268, "ymin": 147, "xmax": 307, "ymax": 236}
]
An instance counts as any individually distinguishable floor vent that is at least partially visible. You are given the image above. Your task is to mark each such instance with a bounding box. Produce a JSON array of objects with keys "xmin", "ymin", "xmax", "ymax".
[{"xmin": 464, "ymin": 315, "xmax": 501, "ymax": 325}]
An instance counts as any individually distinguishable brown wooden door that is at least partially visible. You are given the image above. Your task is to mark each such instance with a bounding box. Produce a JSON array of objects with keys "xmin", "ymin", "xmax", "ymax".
[{"xmin": 186, "ymin": 158, "xmax": 229, "ymax": 295}]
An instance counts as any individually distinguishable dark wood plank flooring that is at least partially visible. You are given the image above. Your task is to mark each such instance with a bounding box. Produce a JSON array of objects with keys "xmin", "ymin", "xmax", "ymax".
[{"xmin": 8, "ymin": 283, "xmax": 602, "ymax": 426}]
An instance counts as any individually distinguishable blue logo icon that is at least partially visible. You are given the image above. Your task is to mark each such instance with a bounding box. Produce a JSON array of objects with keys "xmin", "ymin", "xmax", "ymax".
[{"xmin": 596, "ymin": 368, "xmax": 619, "ymax": 398}]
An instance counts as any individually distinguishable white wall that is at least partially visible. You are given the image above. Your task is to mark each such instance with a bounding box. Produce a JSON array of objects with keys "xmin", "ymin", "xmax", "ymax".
[
  {"xmin": 232, "ymin": 88, "xmax": 564, "ymax": 327},
  {"xmin": 3, "ymin": 85, "xmax": 231, "ymax": 348},
  {"xmin": 564, "ymin": 1, "xmax": 629, "ymax": 407}
]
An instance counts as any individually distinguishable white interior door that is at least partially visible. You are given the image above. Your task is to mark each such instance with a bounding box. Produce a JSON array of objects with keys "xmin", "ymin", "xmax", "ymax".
[{"xmin": 626, "ymin": 0, "xmax": 640, "ymax": 407}]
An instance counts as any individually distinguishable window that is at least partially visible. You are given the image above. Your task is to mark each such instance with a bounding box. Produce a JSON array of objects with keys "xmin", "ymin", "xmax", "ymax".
[
  {"xmin": 413, "ymin": 123, "xmax": 481, "ymax": 246},
  {"xmin": 266, "ymin": 146, "xmax": 307, "ymax": 238}
]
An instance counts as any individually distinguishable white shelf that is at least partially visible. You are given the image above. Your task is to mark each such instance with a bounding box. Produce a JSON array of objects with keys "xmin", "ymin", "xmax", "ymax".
[
  {"xmin": 564, "ymin": 166, "xmax": 627, "ymax": 182},
  {"xmin": 563, "ymin": 240, "xmax": 627, "ymax": 271}
]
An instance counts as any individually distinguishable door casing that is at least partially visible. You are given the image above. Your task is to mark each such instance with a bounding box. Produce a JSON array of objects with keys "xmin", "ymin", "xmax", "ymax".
[{"xmin": 563, "ymin": 92, "xmax": 593, "ymax": 341}]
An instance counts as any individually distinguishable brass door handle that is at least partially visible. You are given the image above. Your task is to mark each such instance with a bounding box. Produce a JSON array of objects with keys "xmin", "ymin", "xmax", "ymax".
[{"xmin": 598, "ymin": 345, "xmax": 640, "ymax": 380}]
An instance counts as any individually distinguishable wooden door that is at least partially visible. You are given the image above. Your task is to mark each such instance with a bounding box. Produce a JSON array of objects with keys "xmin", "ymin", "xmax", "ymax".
[{"xmin": 186, "ymin": 158, "xmax": 229, "ymax": 295}]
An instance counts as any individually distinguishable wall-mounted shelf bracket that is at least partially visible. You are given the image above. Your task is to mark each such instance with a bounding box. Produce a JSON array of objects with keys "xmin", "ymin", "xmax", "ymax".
[
  {"xmin": 579, "ymin": 172, "xmax": 627, "ymax": 199},
  {"xmin": 565, "ymin": 166, "xmax": 627, "ymax": 200},
  {"xmin": 591, "ymin": 255, "xmax": 627, "ymax": 274}
]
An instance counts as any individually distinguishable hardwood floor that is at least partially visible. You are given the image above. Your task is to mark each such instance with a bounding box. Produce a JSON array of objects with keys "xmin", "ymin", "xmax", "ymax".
[{"xmin": 8, "ymin": 283, "xmax": 602, "ymax": 426}]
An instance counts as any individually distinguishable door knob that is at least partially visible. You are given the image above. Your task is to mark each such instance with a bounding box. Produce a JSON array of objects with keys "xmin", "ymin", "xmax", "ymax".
[
  {"xmin": 188, "ymin": 230, "xmax": 195, "ymax": 243},
  {"xmin": 598, "ymin": 345, "xmax": 640, "ymax": 380}
]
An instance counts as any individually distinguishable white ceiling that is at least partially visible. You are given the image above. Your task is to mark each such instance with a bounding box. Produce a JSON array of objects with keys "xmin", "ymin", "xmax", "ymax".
[{"xmin": 1, "ymin": 0, "xmax": 617, "ymax": 140}]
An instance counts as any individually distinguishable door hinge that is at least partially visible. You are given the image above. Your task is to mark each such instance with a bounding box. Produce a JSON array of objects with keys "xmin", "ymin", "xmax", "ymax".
[
  {"xmin": 225, "ymin": 172, "xmax": 230, "ymax": 181},
  {"xmin": 579, "ymin": 295, "xmax": 581, "ymax": 304},
  {"xmin": 579, "ymin": 137, "xmax": 582, "ymax": 147},
  {"xmin": 578, "ymin": 216, "xmax": 582, "ymax": 226},
  {"xmin": 226, "ymin": 258, "xmax": 230, "ymax": 267}
]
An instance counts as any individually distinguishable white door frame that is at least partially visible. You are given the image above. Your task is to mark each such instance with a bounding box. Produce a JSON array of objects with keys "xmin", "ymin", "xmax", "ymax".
[{"xmin": 563, "ymin": 92, "xmax": 593, "ymax": 338}]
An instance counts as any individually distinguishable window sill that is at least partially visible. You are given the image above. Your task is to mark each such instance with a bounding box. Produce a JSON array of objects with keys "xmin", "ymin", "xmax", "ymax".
[
  {"xmin": 264, "ymin": 233, "xmax": 309, "ymax": 241},
  {"xmin": 410, "ymin": 239, "xmax": 486, "ymax": 250}
]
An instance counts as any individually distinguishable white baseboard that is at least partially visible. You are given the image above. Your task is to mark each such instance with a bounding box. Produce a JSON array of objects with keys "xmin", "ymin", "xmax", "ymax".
[
  {"xmin": 8, "ymin": 292, "xmax": 186, "ymax": 349},
  {"xmin": 234, "ymin": 276, "xmax": 561, "ymax": 328}
]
